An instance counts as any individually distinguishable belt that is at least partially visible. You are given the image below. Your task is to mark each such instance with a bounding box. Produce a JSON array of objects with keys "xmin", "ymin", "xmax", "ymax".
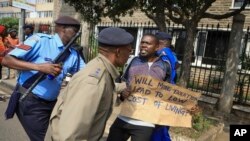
[
  {"xmin": 26, "ymin": 93, "xmax": 56, "ymax": 104},
  {"xmin": 16, "ymin": 84, "xmax": 56, "ymax": 104}
]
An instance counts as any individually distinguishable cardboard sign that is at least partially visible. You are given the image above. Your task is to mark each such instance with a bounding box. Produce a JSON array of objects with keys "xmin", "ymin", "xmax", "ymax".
[{"xmin": 120, "ymin": 75, "xmax": 201, "ymax": 128}]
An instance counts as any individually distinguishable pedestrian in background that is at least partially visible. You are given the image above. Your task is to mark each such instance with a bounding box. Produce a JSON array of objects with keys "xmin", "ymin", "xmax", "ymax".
[
  {"xmin": 0, "ymin": 25, "xmax": 6, "ymax": 80},
  {"xmin": 50, "ymin": 27, "xmax": 134, "ymax": 141},
  {"xmin": 2, "ymin": 16, "xmax": 85, "ymax": 141},
  {"xmin": 23, "ymin": 24, "xmax": 34, "ymax": 40},
  {"xmin": 107, "ymin": 34, "xmax": 171, "ymax": 141},
  {"xmin": 4, "ymin": 28, "xmax": 19, "ymax": 79}
]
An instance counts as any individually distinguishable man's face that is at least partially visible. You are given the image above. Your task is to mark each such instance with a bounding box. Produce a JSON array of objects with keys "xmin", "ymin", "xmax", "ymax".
[
  {"xmin": 10, "ymin": 31, "xmax": 17, "ymax": 38},
  {"xmin": 139, "ymin": 35, "xmax": 159, "ymax": 58},
  {"xmin": 24, "ymin": 28, "xmax": 32, "ymax": 35},
  {"xmin": 62, "ymin": 27, "xmax": 77, "ymax": 45},
  {"xmin": 116, "ymin": 45, "xmax": 132, "ymax": 67}
]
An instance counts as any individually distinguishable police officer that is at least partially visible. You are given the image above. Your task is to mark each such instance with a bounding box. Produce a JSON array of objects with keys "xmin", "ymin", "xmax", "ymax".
[
  {"xmin": 23, "ymin": 24, "xmax": 34, "ymax": 40},
  {"xmin": 2, "ymin": 16, "xmax": 85, "ymax": 141},
  {"xmin": 50, "ymin": 27, "xmax": 134, "ymax": 141},
  {"xmin": 155, "ymin": 32, "xmax": 177, "ymax": 84}
]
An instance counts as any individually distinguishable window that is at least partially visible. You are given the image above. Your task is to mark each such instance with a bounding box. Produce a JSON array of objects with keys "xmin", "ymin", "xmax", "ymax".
[
  {"xmin": 232, "ymin": 0, "xmax": 250, "ymax": 8},
  {"xmin": 0, "ymin": 1, "xmax": 10, "ymax": 7},
  {"xmin": 37, "ymin": 0, "xmax": 53, "ymax": 4}
]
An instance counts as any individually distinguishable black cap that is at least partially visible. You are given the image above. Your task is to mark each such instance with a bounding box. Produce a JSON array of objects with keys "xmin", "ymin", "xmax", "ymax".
[
  {"xmin": 23, "ymin": 24, "xmax": 33, "ymax": 30},
  {"xmin": 54, "ymin": 16, "xmax": 80, "ymax": 26},
  {"xmin": 98, "ymin": 27, "xmax": 134, "ymax": 46},
  {"xmin": 8, "ymin": 29, "xmax": 17, "ymax": 33},
  {"xmin": 155, "ymin": 32, "xmax": 172, "ymax": 40}
]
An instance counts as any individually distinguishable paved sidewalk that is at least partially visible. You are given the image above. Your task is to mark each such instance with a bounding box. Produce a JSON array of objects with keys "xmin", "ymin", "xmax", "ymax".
[
  {"xmin": 1, "ymin": 68, "xmax": 229, "ymax": 141},
  {"xmin": 0, "ymin": 76, "xmax": 118, "ymax": 141}
]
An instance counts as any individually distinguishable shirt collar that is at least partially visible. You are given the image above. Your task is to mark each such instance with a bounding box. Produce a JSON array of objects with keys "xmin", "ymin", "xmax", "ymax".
[
  {"xmin": 97, "ymin": 53, "xmax": 120, "ymax": 80},
  {"xmin": 54, "ymin": 33, "xmax": 74, "ymax": 52},
  {"xmin": 54, "ymin": 33, "xmax": 64, "ymax": 48}
]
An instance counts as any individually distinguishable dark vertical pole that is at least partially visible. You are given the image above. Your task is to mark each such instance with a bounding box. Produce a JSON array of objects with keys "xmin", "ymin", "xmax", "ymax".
[{"xmin": 20, "ymin": 9, "xmax": 25, "ymax": 42}]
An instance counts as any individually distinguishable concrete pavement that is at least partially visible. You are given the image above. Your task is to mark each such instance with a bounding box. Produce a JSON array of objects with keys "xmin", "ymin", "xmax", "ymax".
[
  {"xmin": 0, "ymin": 77, "xmax": 118, "ymax": 141},
  {"xmin": 0, "ymin": 72, "xmax": 229, "ymax": 141}
]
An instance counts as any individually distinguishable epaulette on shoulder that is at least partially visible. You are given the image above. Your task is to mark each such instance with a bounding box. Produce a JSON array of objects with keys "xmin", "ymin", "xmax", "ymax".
[
  {"xmin": 88, "ymin": 67, "xmax": 105, "ymax": 80},
  {"xmin": 36, "ymin": 33, "xmax": 52, "ymax": 39},
  {"xmin": 26, "ymin": 34, "xmax": 41, "ymax": 42}
]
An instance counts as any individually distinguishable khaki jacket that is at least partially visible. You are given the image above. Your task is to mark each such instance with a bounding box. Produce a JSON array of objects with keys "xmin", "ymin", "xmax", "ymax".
[{"xmin": 50, "ymin": 54, "xmax": 120, "ymax": 141}]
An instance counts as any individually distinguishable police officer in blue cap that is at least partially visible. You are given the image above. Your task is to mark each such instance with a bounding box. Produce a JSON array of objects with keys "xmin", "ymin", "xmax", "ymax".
[
  {"xmin": 154, "ymin": 32, "xmax": 177, "ymax": 141},
  {"xmin": 50, "ymin": 27, "xmax": 134, "ymax": 141},
  {"xmin": 155, "ymin": 32, "xmax": 177, "ymax": 84},
  {"xmin": 23, "ymin": 24, "xmax": 34, "ymax": 40},
  {"xmin": 2, "ymin": 16, "xmax": 85, "ymax": 141}
]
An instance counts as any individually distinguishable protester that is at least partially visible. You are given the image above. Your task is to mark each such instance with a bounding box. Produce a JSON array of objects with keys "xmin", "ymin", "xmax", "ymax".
[
  {"xmin": 2, "ymin": 16, "xmax": 85, "ymax": 141},
  {"xmin": 0, "ymin": 25, "xmax": 6, "ymax": 80},
  {"xmin": 155, "ymin": 32, "xmax": 177, "ymax": 84},
  {"xmin": 107, "ymin": 34, "xmax": 171, "ymax": 141},
  {"xmin": 4, "ymin": 28, "xmax": 19, "ymax": 79},
  {"xmin": 23, "ymin": 24, "xmax": 34, "ymax": 40},
  {"xmin": 50, "ymin": 27, "xmax": 134, "ymax": 141}
]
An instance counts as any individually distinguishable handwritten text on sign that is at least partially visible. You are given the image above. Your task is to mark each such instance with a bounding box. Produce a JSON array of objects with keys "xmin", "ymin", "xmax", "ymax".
[{"xmin": 120, "ymin": 75, "xmax": 201, "ymax": 128}]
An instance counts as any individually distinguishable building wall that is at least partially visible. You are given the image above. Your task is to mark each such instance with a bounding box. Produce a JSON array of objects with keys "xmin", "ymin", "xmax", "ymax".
[
  {"xmin": 0, "ymin": 0, "xmax": 20, "ymax": 18},
  {"xmin": 0, "ymin": 0, "xmax": 54, "ymax": 24},
  {"xmin": 53, "ymin": 0, "xmax": 90, "ymax": 48},
  {"xmin": 26, "ymin": 1, "xmax": 54, "ymax": 23},
  {"xmin": 99, "ymin": 0, "xmax": 250, "ymax": 29}
]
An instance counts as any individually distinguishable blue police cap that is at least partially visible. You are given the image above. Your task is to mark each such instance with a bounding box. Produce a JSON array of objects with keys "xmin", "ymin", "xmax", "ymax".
[
  {"xmin": 98, "ymin": 27, "xmax": 134, "ymax": 46},
  {"xmin": 155, "ymin": 32, "xmax": 172, "ymax": 40},
  {"xmin": 54, "ymin": 16, "xmax": 80, "ymax": 26}
]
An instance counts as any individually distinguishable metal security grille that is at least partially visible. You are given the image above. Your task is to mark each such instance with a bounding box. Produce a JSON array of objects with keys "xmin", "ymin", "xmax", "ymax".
[{"xmin": 86, "ymin": 22, "xmax": 250, "ymax": 105}]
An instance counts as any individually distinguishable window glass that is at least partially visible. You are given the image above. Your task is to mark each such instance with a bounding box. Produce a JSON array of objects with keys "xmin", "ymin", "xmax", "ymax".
[{"xmin": 233, "ymin": 0, "xmax": 250, "ymax": 7}]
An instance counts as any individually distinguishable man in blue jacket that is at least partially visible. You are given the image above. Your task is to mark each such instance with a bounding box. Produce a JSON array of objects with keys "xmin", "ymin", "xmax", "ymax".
[{"xmin": 155, "ymin": 32, "xmax": 178, "ymax": 84}]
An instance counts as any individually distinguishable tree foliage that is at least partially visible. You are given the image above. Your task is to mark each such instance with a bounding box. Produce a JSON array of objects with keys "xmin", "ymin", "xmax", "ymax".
[
  {"xmin": 64, "ymin": 0, "xmax": 136, "ymax": 24},
  {"xmin": 65, "ymin": 0, "xmax": 248, "ymax": 86},
  {"xmin": 0, "ymin": 17, "xmax": 19, "ymax": 30}
]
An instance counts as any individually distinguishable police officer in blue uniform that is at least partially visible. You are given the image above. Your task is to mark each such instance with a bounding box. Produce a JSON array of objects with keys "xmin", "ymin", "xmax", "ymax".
[
  {"xmin": 155, "ymin": 32, "xmax": 177, "ymax": 84},
  {"xmin": 23, "ymin": 24, "xmax": 34, "ymax": 40},
  {"xmin": 2, "ymin": 16, "xmax": 85, "ymax": 141}
]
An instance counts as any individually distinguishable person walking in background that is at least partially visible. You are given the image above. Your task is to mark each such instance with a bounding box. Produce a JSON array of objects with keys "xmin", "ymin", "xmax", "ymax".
[
  {"xmin": 2, "ymin": 16, "xmax": 85, "ymax": 141},
  {"xmin": 155, "ymin": 32, "xmax": 178, "ymax": 84},
  {"xmin": 0, "ymin": 25, "xmax": 6, "ymax": 80},
  {"xmin": 50, "ymin": 27, "xmax": 134, "ymax": 141},
  {"xmin": 4, "ymin": 28, "xmax": 19, "ymax": 79},
  {"xmin": 23, "ymin": 24, "xmax": 34, "ymax": 40},
  {"xmin": 107, "ymin": 34, "xmax": 171, "ymax": 141}
]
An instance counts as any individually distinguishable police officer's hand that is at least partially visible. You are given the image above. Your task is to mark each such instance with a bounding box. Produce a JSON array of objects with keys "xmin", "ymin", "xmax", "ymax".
[{"xmin": 38, "ymin": 63, "xmax": 62, "ymax": 76}]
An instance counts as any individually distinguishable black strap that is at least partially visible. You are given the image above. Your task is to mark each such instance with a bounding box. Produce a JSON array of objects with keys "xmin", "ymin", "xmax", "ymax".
[{"xmin": 22, "ymin": 48, "xmax": 71, "ymax": 89}]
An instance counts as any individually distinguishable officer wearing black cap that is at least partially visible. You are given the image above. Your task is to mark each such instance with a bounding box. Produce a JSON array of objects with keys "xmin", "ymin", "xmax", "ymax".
[
  {"xmin": 155, "ymin": 31, "xmax": 177, "ymax": 84},
  {"xmin": 2, "ymin": 16, "xmax": 85, "ymax": 141},
  {"xmin": 23, "ymin": 24, "xmax": 34, "ymax": 40},
  {"xmin": 50, "ymin": 27, "xmax": 134, "ymax": 141}
]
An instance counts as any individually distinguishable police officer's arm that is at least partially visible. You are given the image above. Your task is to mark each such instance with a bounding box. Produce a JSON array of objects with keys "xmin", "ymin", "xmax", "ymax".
[
  {"xmin": 2, "ymin": 55, "xmax": 62, "ymax": 77},
  {"xmin": 58, "ymin": 76, "xmax": 105, "ymax": 140}
]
